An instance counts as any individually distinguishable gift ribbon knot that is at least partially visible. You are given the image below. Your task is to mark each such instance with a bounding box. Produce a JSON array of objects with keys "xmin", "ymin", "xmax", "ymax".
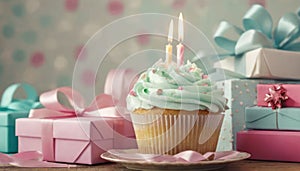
[
  {"xmin": 29, "ymin": 87, "xmax": 119, "ymax": 118},
  {"xmin": 0, "ymin": 83, "xmax": 41, "ymax": 112},
  {"xmin": 263, "ymin": 84, "xmax": 288, "ymax": 129},
  {"xmin": 214, "ymin": 4, "xmax": 300, "ymax": 57}
]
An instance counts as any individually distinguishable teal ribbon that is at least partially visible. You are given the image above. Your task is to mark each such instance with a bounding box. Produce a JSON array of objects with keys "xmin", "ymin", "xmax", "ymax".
[
  {"xmin": 214, "ymin": 4, "xmax": 300, "ymax": 56},
  {"xmin": 0, "ymin": 83, "xmax": 42, "ymax": 112}
]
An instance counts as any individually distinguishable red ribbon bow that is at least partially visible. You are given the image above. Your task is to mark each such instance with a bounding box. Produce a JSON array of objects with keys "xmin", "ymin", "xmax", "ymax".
[{"xmin": 264, "ymin": 84, "xmax": 288, "ymax": 109}]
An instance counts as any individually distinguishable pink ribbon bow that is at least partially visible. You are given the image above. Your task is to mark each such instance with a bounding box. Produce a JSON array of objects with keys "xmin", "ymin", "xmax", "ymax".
[
  {"xmin": 264, "ymin": 84, "xmax": 288, "ymax": 109},
  {"xmin": 28, "ymin": 87, "xmax": 121, "ymax": 162},
  {"xmin": 29, "ymin": 87, "xmax": 120, "ymax": 118},
  {"xmin": 0, "ymin": 151, "xmax": 75, "ymax": 167}
]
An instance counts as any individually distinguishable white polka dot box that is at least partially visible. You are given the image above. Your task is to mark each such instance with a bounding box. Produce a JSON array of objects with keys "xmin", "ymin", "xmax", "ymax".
[{"xmin": 216, "ymin": 79, "xmax": 300, "ymax": 151}]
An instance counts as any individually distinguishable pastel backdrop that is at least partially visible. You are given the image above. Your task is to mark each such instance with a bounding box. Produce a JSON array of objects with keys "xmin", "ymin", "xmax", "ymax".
[{"xmin": 1, "ymin": 0, "xmax": 299, "ymax": 94}]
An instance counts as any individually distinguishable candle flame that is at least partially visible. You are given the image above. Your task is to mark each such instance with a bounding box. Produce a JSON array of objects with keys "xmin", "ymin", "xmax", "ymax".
[
  {"xmin": 168, "ymin": 20, "xmax": 173, "ymax": 43},
  {"xmin": 178, "ymin": 13, "xmax": 183, "ymax": 42}
]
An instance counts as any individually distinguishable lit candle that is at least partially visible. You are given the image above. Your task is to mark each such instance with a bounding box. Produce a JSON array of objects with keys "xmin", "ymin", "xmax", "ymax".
[
  {"xmin": 165, "ymin": 20, "xmax": 173, "ymax": 65},
  {"xmin": 177, "ymin": 13, "xmax": 184, "ymax": 67}
]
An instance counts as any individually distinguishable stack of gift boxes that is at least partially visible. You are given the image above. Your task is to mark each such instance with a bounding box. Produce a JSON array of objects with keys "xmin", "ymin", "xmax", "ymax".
[
  {"xmin": 237, "ymin": 84, "xmax": 300, "ymax": 162},
  {"xmin": 215, "ymin": 79, "xmax": 299, "ymax": 151},
  {"xmin": 213, "ymin": 4, "xmax": 300, "ymax": 162},
  {"xmin": 0, "ymin": 69, "xmax": 138, "ymax": 165}
]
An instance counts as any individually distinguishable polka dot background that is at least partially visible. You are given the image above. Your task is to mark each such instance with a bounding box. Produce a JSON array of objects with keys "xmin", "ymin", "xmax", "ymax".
[
  {"xmin": 0, "ymin": 0, "xmax": 299, "ymax": 94},
  {"xmin": 2, "ymin": 24, "xmax": 14, "ymax": 38}
]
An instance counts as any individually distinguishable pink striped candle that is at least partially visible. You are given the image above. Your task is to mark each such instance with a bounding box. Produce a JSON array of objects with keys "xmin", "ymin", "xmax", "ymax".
[
  {"xmin": 177, "ymin": 13, "xmax": 184, "ymax": 67},
  {"xmin": 177, "ymin": 43, "xmax": 184, "ymax": 66}
]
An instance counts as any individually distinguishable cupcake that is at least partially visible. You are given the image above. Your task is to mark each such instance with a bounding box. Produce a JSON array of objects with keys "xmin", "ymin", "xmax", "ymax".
[{"xmin": 127, "ymin": 59, "xmax": 227, "ymax": 155}]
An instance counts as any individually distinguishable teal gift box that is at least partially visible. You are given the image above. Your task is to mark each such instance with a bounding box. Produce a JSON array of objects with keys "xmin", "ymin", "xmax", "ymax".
[
  {"xmin": 216, "ymin": 79, "xmax": 300, "ymax": 151},
  {"xmin": 246, "ymin": 106, "xmax": 300, "ymax": 130},
  {"xmin": 0, "ymin": 83, "xmax": 41, "ymax": 153}
]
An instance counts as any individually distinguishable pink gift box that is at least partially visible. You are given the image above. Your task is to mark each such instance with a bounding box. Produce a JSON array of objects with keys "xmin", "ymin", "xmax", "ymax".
[
  {"xmin": 237, "ymin": 130, "xmax": 300, "ymax": 162},
  {"xmin": 16, "ymin": 116, "xmax": 137, "ymax": 165},
  {"xmin": 257, "ymin": 84, "xmax": 300, "ymax": 107}
]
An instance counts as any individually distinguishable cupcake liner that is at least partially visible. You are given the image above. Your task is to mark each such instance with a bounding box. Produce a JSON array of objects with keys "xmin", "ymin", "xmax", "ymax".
[{"xmin": 131, "ymin": 112, "xmax": 224, "ymax": 155}]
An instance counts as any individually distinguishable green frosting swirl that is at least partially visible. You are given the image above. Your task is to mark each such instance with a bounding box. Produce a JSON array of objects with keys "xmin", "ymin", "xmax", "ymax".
[{"xmin": 127, "ymin": 60, "xmax": 227, "ymax": 113}]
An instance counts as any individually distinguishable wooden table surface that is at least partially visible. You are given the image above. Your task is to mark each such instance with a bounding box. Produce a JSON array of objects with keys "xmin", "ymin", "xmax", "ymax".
[{"xmin": 1, "ymin": 160, "xmax": 300, "ymax": 171}]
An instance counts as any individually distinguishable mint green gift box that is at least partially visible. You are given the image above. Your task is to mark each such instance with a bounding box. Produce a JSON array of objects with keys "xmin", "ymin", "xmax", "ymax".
[
  {"xmin": 246, "ymin": 106, "xmax": 300, "ymax": 130},
  {"xmin": 0, "ymin": 83, "xmax": 41, "ymax": 153}
]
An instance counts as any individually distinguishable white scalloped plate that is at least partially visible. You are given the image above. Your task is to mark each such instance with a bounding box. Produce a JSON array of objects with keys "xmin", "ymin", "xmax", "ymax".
[{"xmin": 101, "ymin": 149, "xmax": 250, "ymax": 171}]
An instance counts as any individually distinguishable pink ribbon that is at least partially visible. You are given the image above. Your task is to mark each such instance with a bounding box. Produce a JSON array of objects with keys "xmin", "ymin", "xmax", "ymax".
[
  {"xmin": 28, "ymin": 87, "xmax": 120, "ymax": 162},
  {"xmin": 108, "ymin": 150, "xmax": 241, "ymax": 163},
  {"xmin": 29, "ymin": 87, "xmax": 118, "ymax": 118},
  {"xmin": 0, "ymin": 151, "xmax": 75, "ymax": 167}
]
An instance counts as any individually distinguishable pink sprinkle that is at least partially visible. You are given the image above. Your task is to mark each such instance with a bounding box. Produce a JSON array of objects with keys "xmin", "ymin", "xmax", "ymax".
[
  {"xmin": 130, "ymin": 90, "xmax": 137, "ymax": 97},
  {"xmin": 202, "ymin": 75, "xmax": 208, "ymax": 79},
  {"xmin": 189, "ymin": 67, "xmax": 195, "ymax": 72},
  {"xmin": 65, "ymin": 0, "xmax": 79, "ymax": 12},
  {"xmin": 157, "ymin": 89, "xmax": 163, "ymax": 95},
  {"xmin": 178, "ymin": 86, "xmax": 183, "ymax": 90},
  {"xmin": 202, "ymin": 84, "xmax": 208, "ymax": 86},
  {"xmin": 107, "ymin": 0, "xmax": 124, "ymax": 16},
  {"xmin": 30, "ymin": 52, "xmax": 45, "ymax": 68}
]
